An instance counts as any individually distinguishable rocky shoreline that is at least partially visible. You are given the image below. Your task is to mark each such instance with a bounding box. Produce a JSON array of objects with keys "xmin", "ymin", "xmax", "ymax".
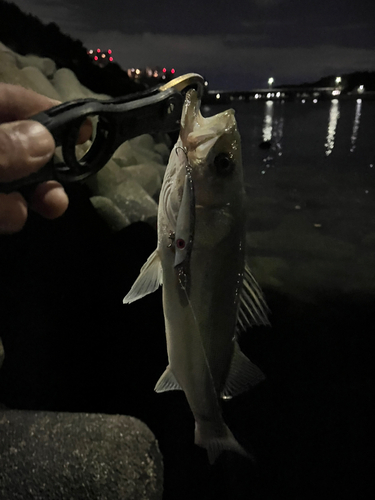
[
  {"xmin": 0, "ymin": 41, "xmax": 166, "ymax": 499},
  {"xmin": 0, "ymin": 41, "xmax": 170, "ymax": 231}
]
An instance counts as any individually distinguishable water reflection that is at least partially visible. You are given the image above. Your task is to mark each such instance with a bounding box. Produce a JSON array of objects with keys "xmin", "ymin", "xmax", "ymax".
[
  {"xmin": 262, "ymin": 100, "xmax": 274, "ymax": 142},
  {"xmin": 325, "ymin": 99, "xmax": 340, "ymax": 156},
  {"xmin": 274, "ymin": 117, "xmax": 284, "ymax": 156},
  {"xmin": 350, "ymin": 99, "xmax": 362, "ymax": 153},
  {"xmin": 260, "ymin": 101, "xmax": 284, "ymax": 174}
]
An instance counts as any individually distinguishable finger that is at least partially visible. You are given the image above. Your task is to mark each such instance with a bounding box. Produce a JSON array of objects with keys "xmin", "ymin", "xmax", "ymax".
[
  {"xmin": 77, "ymin": 118, "xmax": 93, "ymax": 144},
  {"xmin": 0, "ymin": 120, "xmax": 55, "ymax": 182},
  {"xmin": 0, "ymin": 83, "xmax": 60, "ymax": 123},
  {"xmin": 29, "ymin": 181, "xmax": 69, "ymax": 219},
  {"xmin": 0, "ymin": 192, "xmax": 28, "ymax": 234},
  {"xmin": 0, "ymin": 83, "xmax": 92, "ymax": 143}
]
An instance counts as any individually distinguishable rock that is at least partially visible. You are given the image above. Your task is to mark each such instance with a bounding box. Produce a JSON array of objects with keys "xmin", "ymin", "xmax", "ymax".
[
  {"xmin": 0, "ymin": 410, "xmax": 163, "ymax": 500},
  {"xmin": 0, "ymin": 42, "xmax": 169, "ymax": 229},
  {"xmin": 51, "ymin": 68, "xmax": 86, "ymax": 101},
  {"xmin": 0, "ymin": 49, "xmax": 36, "ymax": 88},
  {"xmin": 0, "ymin": 41, "xmax": 18, "ymax": 65},
  {"xmin": 15, "ymin": 54, "xmax": 56, "ymax": 78},
  {"xmin": 86, "ymin": 161, "xmax": 161, "ymax": 215},
  {"xmin": 20, "ymin": 66, "xmax": 61, "ymax": 100},
  {"xmin": 52, "ymin": 68, "xmax": 108, "ymax": 101},
  {"xmin": 113, "ymin": 135, "xmax": 165, "ymax": 167},
  {"xmin": 130, "ymin": 134, "xmax": 155, "ymax": 151},
  {"xmin": 112, "ymin": 141, "xmax": 138, "ymax": 166},
  {"xmin": 122, "ymin": 163, "xmax": 162, "ymax": 198},
  {"xmin": 127, "ymin": 135, "xmax": 164, "ymax": 165},
  {"xmin": 90, "ymin": 196, "xmax": 131, "ymax": 231},
  {"xmin": 153, "ymin": 142, "xmax": 171, "ymax": 163},
  {"xmin": 85, "ymin": 159, "xmax": 132, "ymax": 196},
  {"xmin": 111, "ymin": 179, "xmax": 159, "ymax": 226}
]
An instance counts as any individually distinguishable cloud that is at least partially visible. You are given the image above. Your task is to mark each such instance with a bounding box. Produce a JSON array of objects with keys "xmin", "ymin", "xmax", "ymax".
[{"xmin": 8, "ymin": 1, "xmax": 375, "ymax": 90}]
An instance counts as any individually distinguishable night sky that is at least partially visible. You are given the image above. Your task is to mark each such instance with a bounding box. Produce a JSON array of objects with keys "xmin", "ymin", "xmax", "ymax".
[{"xmin": 8, "ymin": 0, "xmax": 375, "ymax": 89}]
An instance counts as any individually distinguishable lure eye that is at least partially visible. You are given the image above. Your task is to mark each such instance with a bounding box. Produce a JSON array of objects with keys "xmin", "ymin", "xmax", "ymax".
[
  {"xmin": 213, "ymin": 152, "xmax": 235, "ymax": 176},
  {"xmin": 176, "ymin": 239, "xmax": 186, "ymax": 250}
]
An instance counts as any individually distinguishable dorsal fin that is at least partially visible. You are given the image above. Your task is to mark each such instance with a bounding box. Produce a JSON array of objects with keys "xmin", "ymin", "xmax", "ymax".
[
  {"xmin": 221, "ymin": 342, "xmax": 265, "ymax": 400},
  {"xmin": 123, "ymin": 249, "xmax": 162, "ymax": 304},
  {"xmin": 237, "ymin": 263, "xmax": 270, "ymax": 333}
]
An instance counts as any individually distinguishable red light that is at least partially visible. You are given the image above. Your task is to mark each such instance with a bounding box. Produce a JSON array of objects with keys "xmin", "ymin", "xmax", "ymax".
[
  {"xmin": 109, "ymin": 57, "xmax": 113, "ymax": 62},
  {"xmin": 94, "ymin": 56, "xmax": 98, "ymax": 61},
  {"xmin": 162, "ymin": 68, "xmax": 166, "ymax": 73},
  {"xmin": 97, "ymin": 48, "xmax": 101, "ymax": 53},
  {"xmin": 171, "ymin": 68, "xmax": 175, "ymax": 74},
  {"xmin": 108, "ymin": 49, "xmax": 112, "ymax": 54}
]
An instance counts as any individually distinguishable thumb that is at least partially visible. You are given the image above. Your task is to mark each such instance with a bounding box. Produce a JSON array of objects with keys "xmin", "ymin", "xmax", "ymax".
[{"xmin": 0, "ymin": 120, "xmax": 55, "ymax": 183}]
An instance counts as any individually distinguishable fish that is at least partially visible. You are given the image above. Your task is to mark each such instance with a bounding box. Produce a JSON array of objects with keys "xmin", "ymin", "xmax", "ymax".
[{"xmin": 124, "ymin": 89, "xmax": 269, "ymax": 464}]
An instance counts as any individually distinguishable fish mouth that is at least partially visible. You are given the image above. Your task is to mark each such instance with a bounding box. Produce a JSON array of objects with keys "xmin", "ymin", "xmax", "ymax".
[{"xmin": 180, "ymin": 90, "xmax": 237, "ymax": 162}]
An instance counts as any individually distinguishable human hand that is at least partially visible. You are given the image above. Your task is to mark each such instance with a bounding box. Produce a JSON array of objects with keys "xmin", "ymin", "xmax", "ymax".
[{"xmin": 0, "ymin": 84, "xmax": 91, "ymax": 234}]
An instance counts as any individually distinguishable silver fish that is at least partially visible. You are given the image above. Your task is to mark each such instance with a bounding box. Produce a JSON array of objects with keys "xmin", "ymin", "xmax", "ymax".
[{"xmin": 124, "ymin": 90, "xmax": 269, "ymax": 463}]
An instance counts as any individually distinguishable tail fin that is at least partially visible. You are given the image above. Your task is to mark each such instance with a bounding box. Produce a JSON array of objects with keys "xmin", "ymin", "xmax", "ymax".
[{"xmin": 195, "ymin": 421, "xmax": 253, "ymax": 465}]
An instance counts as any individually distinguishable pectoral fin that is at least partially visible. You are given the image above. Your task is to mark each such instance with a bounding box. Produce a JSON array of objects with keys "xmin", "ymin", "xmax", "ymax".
[
  {"xmin": 154, "ymin": 366, "xmax": 182, "ymax": 392},
  {"xmin": 221, "ymin": 342, "xmax": 265, "ymax": 400},
  {"xmin": 123, "ymin": 249, "xmax": 162, "ymax": 304}
]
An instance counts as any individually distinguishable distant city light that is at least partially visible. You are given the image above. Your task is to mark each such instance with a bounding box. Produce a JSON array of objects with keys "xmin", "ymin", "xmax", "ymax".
[
  {"xmin": 135, "ymin": 69, "xmax": 141, "ymax": 75},
  {"xmin": 268, "ymin": 77, "xmax": 274, "ymax": 87},
  {"xmin": 335, "ymin": 76, "xmax": 341, "ymax": 85},
  {"xmin": 276, "ymin": 92, "xmax": 281, "ymax": 98},
  {"xmin": 254, "ymin": 93, "xmax": 260, "ymax": 99},
  {"xmin": 97, "ymin": 48, "xmax": 101, "ymax": 53},
  {"xmin": 204, "ymin": 80, "xmax": 209, "ymax": 86},
  {"xmin": 162, "ymin": 68, "xmax": 167, "ymax": 73},
  {"xmin": 332, "ymin": 89, "xmax": 341, "ymax": 96},
  {"xmin": 216, "ymin": 93, "xmax": 221, "ymax": 99},
  {"xmin": 94, "ymin": 56, "xmax": 98, "ymax": 60},
  {"xmin": 358, "ymin": 85, "xmax": 365, "ymax": 94},
  {"xmin": 267, "ymin": 92, "xmax": 271, "ymax": 98},
  {"xmin": 313, "ymin": 99, "xmax": 318, "ymax": 103},
  {"xmin": 357, "ymin": 99, "xmax": 362, "ymax": 104},
  {"xmin": 101, "ymin": 54, "xmax": 106, "ymax": 58},
  {"xmin": 108, "ymin": 49, "xmax": 112, "ymax": 54},
  {"xmin": 88, "ymin": 50, "xmax": 93, "ymax": 54},
  {"xmin": 171, "ymin": 68, "xmax": 176, "ymax": 74},
  {"xmin": 109, "ymin": 57, "xmax": 113, "ymax": 62}
]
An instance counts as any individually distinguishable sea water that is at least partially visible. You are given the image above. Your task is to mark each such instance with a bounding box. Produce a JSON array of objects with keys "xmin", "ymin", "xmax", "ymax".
[
  {"xmin": 206, "ymin": 99, "xmax": 375, "ymax": 301},
  {"xmin": 186, "ymin": 99, "xmax": 375, "ymax": 499}
]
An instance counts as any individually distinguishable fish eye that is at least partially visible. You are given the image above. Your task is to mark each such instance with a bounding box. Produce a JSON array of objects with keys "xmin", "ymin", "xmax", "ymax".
[{"xmin": 213, "ymin": 152, "xmax": 235, "ymax": 176}]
